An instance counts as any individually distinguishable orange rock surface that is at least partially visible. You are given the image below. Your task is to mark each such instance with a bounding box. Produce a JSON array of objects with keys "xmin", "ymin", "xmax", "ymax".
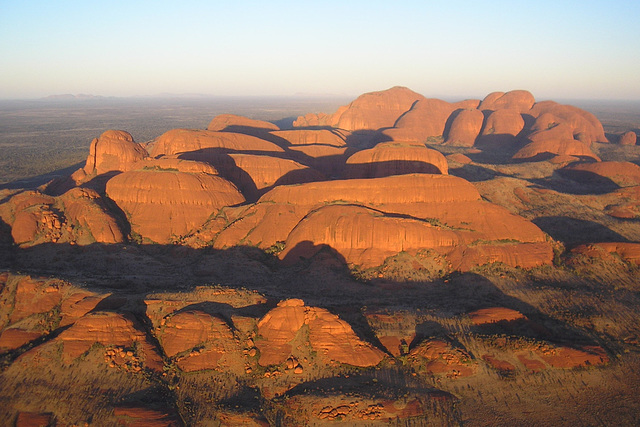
[
  {"xmin": 563, "ymin": 161, "xmax": 640, "ymax": 187},
  {"xmin": 3, "ymin": 188, "xmax": 123, "ymax": 246},
  {"xmin": 157, "ymin": 310, "xmax": 235, "ymax": 358},
  {"xmin": 513, "ymin": 138, "xmax": 600, "ymax": 161},
  {"xmin": 446, "ymin": 153, "xmax": 472, "ymax": 164},
  {"xmin": 56, "ymin": 311, "xmax": 162, "ymax": 369},
  {"xmin": 15, "ymin": 412, "xmax": 54, "ymax": 427},
  {"xmin": 468, "ymin": 307, "xmax": 526, "ymax": 325},
  {"xmin": 479, "ymin": 90, "xmax": 535, "ymax": 113},
  {"xmin": 255, "ymin": 299, "xmax": 384, "ymax": 367},
  {"xmin": 572, "ymin": 242, "xmax": 640, "ymax": 265},
  {"xmin": 477, "ymin": 109, "xmax": 525, "ymax": 146},
  {"xmin": 150, "ymin": 129, "xmax": 285, "ymax": 158},
  {"xmin": 537, "ymin": 345, "xmax": 608, "ymax": 368},
  {"xmin": 105, "ymin": 169, "xmax": 244, "ymax": 243},
  {"xmin": 256, "ymin": 299, "xmax": 306, "ymax": 366},
  {"xmin": 10, "ymin": 276, "xmax": 63, "ymax": 323},
  {"xmin": 270, "ymin": 129, "xmax": 348, "ymax": 147},
  {"xmin": 132, "ymin": 157, "xmax": 219, "ymax": 175},
  {"xmin": 383, "ymin": 98, "xmax": 456, "ymax": 142},
  {"xmin": 260, "ymin": 174, "xmax": 481, "ymax": 206},
  {"xmin": 58, "ymin": 187, "xmax": 124, "ymax": 244},
  {"xmin": 113, "ymin": 406, "xmax": 180, "ymax": 427},
  {"xmin": 529, "ymin": 101, "xmax": 607, "ymax": 144},
  {"xmin": 205, "ymin": 153, "xmax": 325, "ymax": 200},
  {"xmin": 619, "ymin": 131, "xmax": 637, "ymax": 145},
  {"xmin": 0, "ymin": 328, "xmax": 43, "ymax": 351},
  {"xmin": 207, "ymin": 113, "xmax": 279, "ymax": 132},
  {"xmin": 294, "ymin": 86, "xmax": 423, "ymax": 131},
  {"xmin": 279, "ymin": 204, "xmax": 463, "ymax": 268},
  {"xmin": 306, "ymin": 307, "xmax": 385, "ymax": 367},
  {"xmin": 344, "ymin": 141, "xmax": 448, "ymax": 178},
  {"xmin": 444, "ymin": 109, "xmax": 484, "ymax": 146},
  {"xmin": 410, "ymin": 339, "xmax": 476, "ymax": 377},
  {"xmin": 82, "ymin": 130, "xmax": 148, "ymax": 177}
]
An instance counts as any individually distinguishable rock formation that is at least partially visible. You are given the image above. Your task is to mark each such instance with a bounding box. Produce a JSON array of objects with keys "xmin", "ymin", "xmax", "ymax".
[
  {"xmin": 444, "ymin": 109, "xmax": 484, "ymax": 146},
  {"xmin": 75, "ymin": 130, "xmax": 148, "ymax": 182},
  {"xmin": 344, "ymin": 141, "xmax": 448, "ymax": 178},
  {"xmin": 207, "ymin": 113, "xmax": 279, "ymax": 133},
  {"xmin": 294, "ymin": 86, "xmax": 424, "ymax": 131},
  {"xmin": 561, "ymin": 161, "xmax": 640, "ymax": 187},
  {"xmin": 619, "ymin": 131, "xmax": 637, "ymax": 146},
  {"xmin": 478, "ymin": 90, "xmax": 536, "ymax": 113},
  {"xmin": 105, "ymin": 169, "xmax": 244, "ymax": 243},
  {"xmin": 255, "ymin": 299, "xmax": 384, "ymax": 367}
]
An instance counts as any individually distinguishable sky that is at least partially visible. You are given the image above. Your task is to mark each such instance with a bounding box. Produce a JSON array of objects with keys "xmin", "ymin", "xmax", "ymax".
[{"xmin": 1, "ymin": 0, "xmax": 639, "ymax": 101}]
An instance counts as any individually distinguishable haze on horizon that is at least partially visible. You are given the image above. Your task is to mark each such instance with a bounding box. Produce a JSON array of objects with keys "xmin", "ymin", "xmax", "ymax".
[{"xmin": 1, "ymin": 0, "xmax": 639, "ymax": 101}]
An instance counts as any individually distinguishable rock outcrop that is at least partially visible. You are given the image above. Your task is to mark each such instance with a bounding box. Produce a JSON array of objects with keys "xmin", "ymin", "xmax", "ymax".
[
  {"xmin": 105, "ymin": 169, "xmax": 244, "ymax": 243},
  {"xmin": 478, "ymin": 90, "xmax": 535, "ymax": 113},
  {"xmin": 207, "ymin": 114, "xmax": 279, "ymax": 133},
  {"xmin": 294, "ymin": 86, "xmax": 424, "ymax": 131},
  {"xmin": 619, "ymin": 131, "xmax": 637, "ymax": 146},
  {"xmin": 561, "ymin": 161, "xmax": 640, "ymax": 187},
  {"xmin": 255, "ymin": 299, "xmax": 385, "ymax": 367},
  {"xmin": 344, "ymin": 141, "xmax": 448, "ymax": 178},
  {"xmin": 1, "ymin": 188, "xmax": 123, "ymax": 246},
  {"xmin": 444, "ymin": 109, "xmax": 484, "ymax": 146},
  {"xmin": 77, "ymin": 130, "xmax": 148, "ymax": 181},
  {"xmin": 150, "ymin": 129, "xmax": 285, "ymax": 158},
  {"xmin": 476, "ymin": 109, "xmax": 525, "ymax": 146}
]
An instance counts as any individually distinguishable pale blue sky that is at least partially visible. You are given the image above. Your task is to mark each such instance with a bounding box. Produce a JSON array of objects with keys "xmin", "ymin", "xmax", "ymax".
[{"xmin": 1, "ymin": 0, "xmax": 639, "ymax": 100}]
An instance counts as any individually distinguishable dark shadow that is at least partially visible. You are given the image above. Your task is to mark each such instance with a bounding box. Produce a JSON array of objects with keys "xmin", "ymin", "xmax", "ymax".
[
  {"xmin": 532, "ymin": 216, "xmax": 629, "ymax": 246},
  {"xmin": 528, "ymin": 171, "xmax": 620, "ymax": 196},
  {"xmin": 0, "ymin": 162, "xmax": 84, "ymax": 191},
  {"xmin": 270, "ymin": 116, "xmax": 297, "ymax": 129},
  {"xmin": 556, "ymin": 168, "xmax": 621, "ymax": 193},
  {"xmin": 442, "ymin": 108, "xmax": 464, "ymax": 142},
  {"xmin": 344, "ymin": 160, "xmax": 444, "ymax": 179},
  {"xmin": 449, "ymin": 164, "xmax": 502, "ymax": 182}
]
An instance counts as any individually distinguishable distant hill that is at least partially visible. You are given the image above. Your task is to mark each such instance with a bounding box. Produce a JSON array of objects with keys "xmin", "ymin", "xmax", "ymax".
[{"xmin": 43, "ymin": 94, "xmax": 106, "ymax": 100}]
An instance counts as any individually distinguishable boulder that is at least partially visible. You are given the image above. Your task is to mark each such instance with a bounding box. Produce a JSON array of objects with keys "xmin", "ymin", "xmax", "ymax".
[
  {"xmin": 444, "ymin": 109, "xmax": 484, "ymax": 147},
  {"xmin": 344, "ymin": 141, "xmax": 448, "ymax": 178}
]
